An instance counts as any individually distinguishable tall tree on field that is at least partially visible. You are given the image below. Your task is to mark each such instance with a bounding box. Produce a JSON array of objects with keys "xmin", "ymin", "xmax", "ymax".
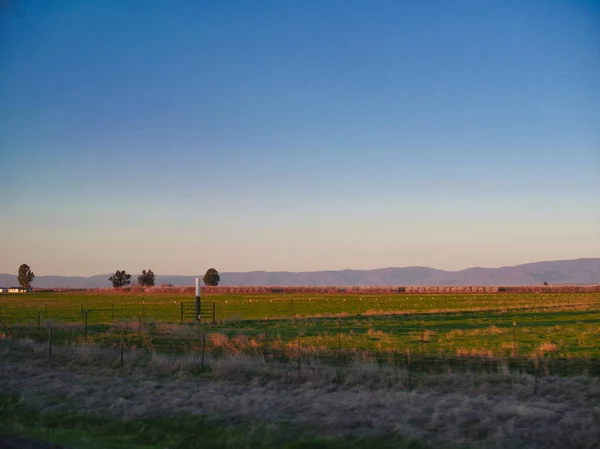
[
  {"xmin": 109, "ymin": 270, "xmax": 131, "ymax": 288},
  {"xmin": 138, "ymin": 269, "xmax": 156, "ymax": 287},
  {"xmin": 18, "ymin": 264, "xmax": 35, "ymax": 289},
  {"xmin": 203, "ymin": 268, "xmax": 220, "ymax": 286}
]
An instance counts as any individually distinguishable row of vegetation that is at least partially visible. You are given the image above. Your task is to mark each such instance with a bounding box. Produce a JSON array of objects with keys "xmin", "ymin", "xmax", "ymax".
[
  {"xmin": 39, "ymin": 284, "xmax": 600, "ymax": 295},
  {"xmin": 12, "ymin": 264, "xmax": 221, "ymax": 289}
]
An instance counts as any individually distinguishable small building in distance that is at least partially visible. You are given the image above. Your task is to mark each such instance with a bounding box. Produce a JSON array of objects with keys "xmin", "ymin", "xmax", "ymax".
[
  {"xmin": 6, "ymin": 287, "xmax": 31, "ymax": 293},
  {"xmin": 0, "ymin": 287, "xmax": 7, "ymax": 293}
]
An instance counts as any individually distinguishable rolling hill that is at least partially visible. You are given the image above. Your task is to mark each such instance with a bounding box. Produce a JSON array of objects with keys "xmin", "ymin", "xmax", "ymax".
[{"xmin": 0, "ymin": 258, "xmax": 598, "ymax": 288}]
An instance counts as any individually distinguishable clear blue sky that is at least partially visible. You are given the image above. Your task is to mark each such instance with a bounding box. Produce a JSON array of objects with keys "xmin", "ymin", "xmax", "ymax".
[{"xmin": 1, "ymin": 0, "xmax": 598, "ymax": 276}]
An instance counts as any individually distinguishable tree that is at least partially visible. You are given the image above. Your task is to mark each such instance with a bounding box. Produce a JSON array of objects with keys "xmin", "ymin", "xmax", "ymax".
[
  {"xmin": 18, "ymin": 264, "xmax": 35, "ymax": 289},
  {"xmin": 203, "ymin": 268, "xmax": 220, "ymax": 286},
  {"xmin": 138, "ymin": 269, "xmax": 155, "ymax": 287},
  {"xmin": 543, "ymin": 281, "xmax": 548, "ymax": 286},
  {"xmin": 109, "ymin": 270, "xmax": 131, "ymax": 288}
]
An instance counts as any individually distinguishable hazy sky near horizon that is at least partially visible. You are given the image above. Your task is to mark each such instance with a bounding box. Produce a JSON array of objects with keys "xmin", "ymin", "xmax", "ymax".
[{"xmin": 1, "ymin": 0, "xmax": 599, "ymax": 277}]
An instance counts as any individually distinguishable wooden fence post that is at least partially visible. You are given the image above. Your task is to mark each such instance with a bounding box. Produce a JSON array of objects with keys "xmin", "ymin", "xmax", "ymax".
[
  {"xmin": 264, "ymin": 320, "xmax": 268, "ymax": 349},
  {"xmin": 407, "ymin": 347, "xmax": 412, "ymax": 390},
  {"xmin": 48, "ymin": 328, "xmax": 52, "ymax": 359},
  {"xmin": 120, "ymin": 331, "xmax": 124, "ymax": 368},
  {"xmin": 512, "ymin": 322, "xmax": 518, "ymax": 358},
  {"xmin": 297, "ymin": 337, "xmax": 301, "ymax": 372},
  {"xmin": 201, "ymin": 332, "xmax": 206, "ymax": 369},
  {"xmin": 420, "ymin": 320, "xmax": 425, "ymax": 372},
  {"xmin": 533, "ymin": 353, "xmax": 540, "ymax": 394},
  {"xmin": 338, "ymin": 319, "xmax": 341, "ymax": 363}
]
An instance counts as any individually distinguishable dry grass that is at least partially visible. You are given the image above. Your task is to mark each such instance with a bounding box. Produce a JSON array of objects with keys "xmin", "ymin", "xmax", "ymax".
[
  {"xmin": 455, "ymin": 347, "xmax": 496, "ymax": 358},
  {"xmin": 409, "ymin": 329, "xmax": 436, "ymax": 342},
  {"xmin": 539, "ymin": 342, "xmax": 559, "ymax": 354},
  {"xmin": 1, "ymin": 339, "xmax": 600, "ymax": 449},
  {"xmin": 208, "ymin": 332, "xmax": 229, "ymax": 347},
  {"xmin": 366, "ymin": 328, "xmax": 390, "ymax": 340}
]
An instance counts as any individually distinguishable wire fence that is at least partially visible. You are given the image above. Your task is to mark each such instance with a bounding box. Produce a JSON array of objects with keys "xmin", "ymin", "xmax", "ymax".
[
  {"xmin": 2, "ymin": 296, "xmax": 599, "ymax": 391},
  {"xmin": 0, "ymin": 301, "xmax": 217, "ymax": 325},
  {"xmin": 2, "ymin": 312, "xmax": 599, "ymax": 391}
]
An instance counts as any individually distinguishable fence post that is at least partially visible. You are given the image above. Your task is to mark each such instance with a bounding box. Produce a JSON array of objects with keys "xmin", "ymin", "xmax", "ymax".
[
  {"xmin": 533, "ymin": 353, "xmax": 540, "ymax": 394},
  {"xmin": 120, "ymin": 331, "xmax": 124, "ymax": 368},
  {"xmin": 44, "ymin": 302, "xmax": 48, "ymax": 319},
  {"xmin": 48, "ymin": 328, "xmax": 52, "ymax": 359},
  {"xmin": 138, "ymin": 313, "xmax": 142, "ymax": 341},
  {"xmin": 201, "ymin": 332, "xmax": 206, "ymax": 369},
  {"xmin": 195, "ymin": 278, "xmax": 201, "ymax": 321},
  {"xmin": 84, "ymin": 311, "xmax": 88, "ymax": 339},
  {"xmin": 264, "ymin": 320, "xmax": 268, "ymax": 349},
  {"xmin": 180, "ymin": 302, "xmax": 184, "ymax": 323},
  {"xmin": 212, "ymin": 302, "xmax": 216, "ymax": 324},
  {"xmin": 512, "ymin": 322, "xmax": 518, "ymax": 358},
  {"xmin": 290, "ymin": 299, "xmax": 294, "ymax": 319},
  {"xmin": 37, "ymin": 310, "xmax": 41, "ymax": 330},
  {"xmin": 338, "ymin": 319, "xmax": 341, "ymax": 363},
  {"xmin": 297, "ymin": 336, "xmax": 301, "ymax": 372},
  {"xmin": 407, "ymin": 347, "xmax": 412, "ymax": 390},
  {"xmin": 142, "ymin": 301, "xmax": 145, "ymax": 324},
  {"xmin": 81, "ymin": 301, "xmax": 83, "ymax": 319},
  {"xmin": 420, "ymin": 320, "xmax": 425, "ymax": 372},
  {"xmin": 112, "ymin": 303, "xmax": 115, "ymax": 321}
]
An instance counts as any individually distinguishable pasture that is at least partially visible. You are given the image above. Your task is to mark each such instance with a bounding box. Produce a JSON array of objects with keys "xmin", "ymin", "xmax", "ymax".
[
  {"xmin": 2, "ymin": 290, "xmax": 600, "ymax": 360},
  {"xmin": 2, "ymin": 290, "xmax": 600, "ymax": 448}
]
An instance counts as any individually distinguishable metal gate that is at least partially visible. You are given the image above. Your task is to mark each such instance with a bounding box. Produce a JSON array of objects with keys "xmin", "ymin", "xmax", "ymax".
[{"xmin": 179, "ymin": 301, "xmax": 215, "ymax": 323}]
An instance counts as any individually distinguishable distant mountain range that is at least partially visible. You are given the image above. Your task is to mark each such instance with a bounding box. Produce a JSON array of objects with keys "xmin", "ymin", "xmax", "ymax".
[{"xmin": 1, "ymin": 258, "xmax": 598, "ymax": 288}]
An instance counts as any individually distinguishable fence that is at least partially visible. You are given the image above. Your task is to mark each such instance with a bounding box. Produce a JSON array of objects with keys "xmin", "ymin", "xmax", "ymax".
[
  {"xmin": 2, "ymin": 293, "xmax": 599, "ymax": 393},
  {"xmin": 0, "ymin": 301, "xmax": 217, "ymax": 327},
  {"xmin": 2, "ymin": 315, "xmax": 599, "ymax": 393}
]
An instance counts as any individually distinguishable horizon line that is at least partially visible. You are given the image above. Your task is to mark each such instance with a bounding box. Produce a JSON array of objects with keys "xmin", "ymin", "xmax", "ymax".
[{"xmin": 2, "ymin": 257, "xmax": 598, "ymax": 278}]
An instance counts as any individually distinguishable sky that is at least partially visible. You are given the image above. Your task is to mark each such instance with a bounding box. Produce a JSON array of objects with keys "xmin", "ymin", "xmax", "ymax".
[{"xmin": 1, "ymin": 0, "xmax": 599, "ymax": 277}]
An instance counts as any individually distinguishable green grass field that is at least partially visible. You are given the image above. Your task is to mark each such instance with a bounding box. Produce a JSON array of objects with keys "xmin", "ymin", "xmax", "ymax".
[
  {"xmin": 2, "ymin": 291, "xmax": 599, "ymax": 361},
  {"xmin": 2, "ymin": 290, "xmax": 600, "ymax": 321}
]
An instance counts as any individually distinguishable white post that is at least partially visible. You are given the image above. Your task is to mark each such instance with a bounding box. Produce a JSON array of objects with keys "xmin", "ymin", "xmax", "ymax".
[{"xmin": 195, "ymin": 278, "xmax": 201, "ymax": 320}]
